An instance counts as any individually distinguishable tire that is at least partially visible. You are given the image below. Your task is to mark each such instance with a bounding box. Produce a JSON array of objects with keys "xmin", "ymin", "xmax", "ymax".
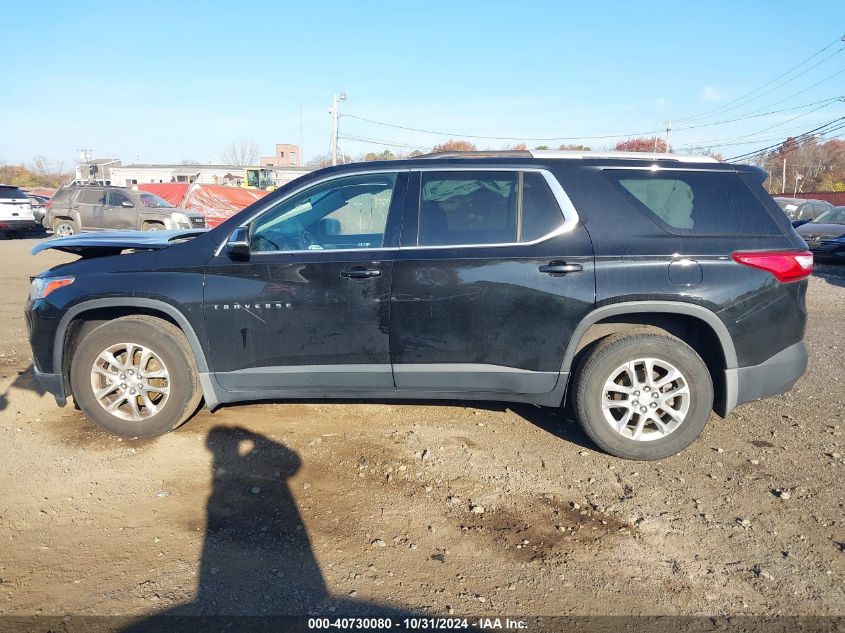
[
  {"xmin": 69, "ymin": 316, "xmax": 202, "ymax": 438},
  {"xmin": 572, "ymin": 331, "xmax": 714, "ymax": 460},
  {"xmin": 53, "ymin": 218, "xmax": 78, "ymax": 237},
  {"xmin": 143, "ymin": 222, "xmax": 165, "ymax": 231}
]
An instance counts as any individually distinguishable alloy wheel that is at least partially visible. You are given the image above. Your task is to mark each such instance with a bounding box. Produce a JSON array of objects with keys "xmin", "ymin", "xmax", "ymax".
[
  {"xmin": 89, "ymin": 342, "xmax": 170, "ymax": 422},
  {"xmin": 600, "ymin": 357, "xmax": 690, "ymax": 442}
]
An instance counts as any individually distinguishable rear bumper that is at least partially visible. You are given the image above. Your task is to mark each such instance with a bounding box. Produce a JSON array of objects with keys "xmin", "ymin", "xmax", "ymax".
[
  {"xmin": 33, "ymin": 366, "xmax": 67, "ymax": 407},
  {"xmin": 723, "ymin": 341, "xmax": 808, "ymax": 415},
  {"xmin": 0, "ymin": 219, "xmax": 38, "ymax": 231}
]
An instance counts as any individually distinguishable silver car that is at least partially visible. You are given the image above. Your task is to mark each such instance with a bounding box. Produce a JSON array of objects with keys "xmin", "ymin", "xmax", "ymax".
[{"xmin": 46, "ymin": 186, "xmax": 206, "ymax": 236}]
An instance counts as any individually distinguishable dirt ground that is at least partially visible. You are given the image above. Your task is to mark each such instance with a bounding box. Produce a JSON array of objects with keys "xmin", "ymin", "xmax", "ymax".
[{"xmin": 0, "ymin": 236, "xmax": 842, "ymax": 622}]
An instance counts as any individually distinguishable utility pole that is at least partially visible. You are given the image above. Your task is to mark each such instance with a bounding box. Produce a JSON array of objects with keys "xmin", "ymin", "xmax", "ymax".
[
  {"xmin": 665, "ymin": 120, "xmax": 671, "ymax": 153},
  {"xmin": 76, "ymin": 148, "xmax": 93, "ymax": 182},
  {"xmin": 330, "ymin": 92, "xmax": 346, "ymax": 166},
  {"xmin": 782, "ymin": 157, "xmax": 787, "ymax": 194}
]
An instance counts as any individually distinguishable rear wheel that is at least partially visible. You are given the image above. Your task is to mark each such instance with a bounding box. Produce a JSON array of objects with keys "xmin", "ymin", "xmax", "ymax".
[
  {"xmin": 572, "ymin": 331, "xmax": 713, "ymax": 460},
  {"xmin": 69, "ymin": 316, "xmax": 202, "ymax": 438},
  {"xmin": 53, "ymin": 218, "xmax": 78, "ymax": 237}
]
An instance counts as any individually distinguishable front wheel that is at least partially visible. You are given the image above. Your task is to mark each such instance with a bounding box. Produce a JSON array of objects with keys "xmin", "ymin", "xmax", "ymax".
[
  {"xmin": 69, "ymin": 316, "xmax": 202, "ymax": 438},
  {"xmin": 572, "ymin": 331, "xmax": 714, "ymax": 460},
  {"xmin": 53, "ymin": 218, "xmax": 78, "ymax": 237}
]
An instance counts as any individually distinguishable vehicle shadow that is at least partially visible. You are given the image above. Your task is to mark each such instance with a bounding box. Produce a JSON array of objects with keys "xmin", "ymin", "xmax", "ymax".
[
  {"xmin": 0, "ymin": 228, "xmax": 49, "ymax": 240},
  {"xmin": 122, "ymin": 426, "xmax": 430, "ymax": 632},
  {"xmin": 0, "ymin": 364, "xmax": 47, "ymax": 412},
  {"xmin": 813, "ymin": 264, "xmax": 845, "ymax": 289}
]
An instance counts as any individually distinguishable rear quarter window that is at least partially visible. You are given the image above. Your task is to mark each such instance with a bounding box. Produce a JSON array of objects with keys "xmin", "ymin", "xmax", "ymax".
[
  {"xmin": 605, "ymin": 170, "xmax": 782, "ymax": 236},
  {"xmin": 50, "ymin": 189, "xmax": 75, "ymax": 206}
]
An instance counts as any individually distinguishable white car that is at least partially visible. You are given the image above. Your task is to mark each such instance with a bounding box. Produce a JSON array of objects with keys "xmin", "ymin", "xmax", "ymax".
[{"xmin": 0, "ymin": 184, "xmax": 38, "ymax": 236}]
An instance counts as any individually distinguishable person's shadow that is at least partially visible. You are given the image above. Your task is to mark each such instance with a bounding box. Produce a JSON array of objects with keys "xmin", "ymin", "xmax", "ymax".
[
  {"xmin": 190, "ymin": 425, "xmax": 328, "ymax": 614},
  {"xmin": 123, "ymin": 426, "xmax": 430, "ymax": 632}
]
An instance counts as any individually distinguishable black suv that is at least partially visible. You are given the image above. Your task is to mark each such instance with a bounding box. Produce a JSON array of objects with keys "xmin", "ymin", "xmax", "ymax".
[{"xmin": 26, "ymin": 151, "xmax": 812, "ymax": 459}]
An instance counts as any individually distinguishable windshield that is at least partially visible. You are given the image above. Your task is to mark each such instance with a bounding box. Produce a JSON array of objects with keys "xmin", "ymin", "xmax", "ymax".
[
  {"xmin": 139, "ymin": 193, "xmax": 173, "ymax": 208},
  {"xmin": 811, "ymin": 207, "xmax": 845, "ymax": 225}
]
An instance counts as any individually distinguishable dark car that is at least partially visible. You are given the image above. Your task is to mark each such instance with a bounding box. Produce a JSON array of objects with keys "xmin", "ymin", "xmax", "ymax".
[
  {"xmin": 796, "ymin": 206, "xmax": 845, "ymax": 262},
  {"xmin": 774, "ymin": 196, "xmax": 833, "ymax": 227},
  {"xmin": 25, "ymin": 151, "xmax": 812, "ymax": 460},
  {"xmin": 45, "ymin": 185, "xmax": 206, "ymax": 236},
  {"xmin": 25, "ymin": 193, "xmax": 50, "ymax": 229}
]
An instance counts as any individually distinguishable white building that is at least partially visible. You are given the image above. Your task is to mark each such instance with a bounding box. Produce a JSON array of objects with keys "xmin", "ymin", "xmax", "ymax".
[{"xmin": 109, "ymin": 164, "xmax": 311, "ymax": 187}]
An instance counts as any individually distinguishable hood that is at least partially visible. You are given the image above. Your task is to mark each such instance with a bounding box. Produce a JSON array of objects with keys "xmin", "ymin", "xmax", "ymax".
[
  {"xmin": 32, "ymin": 229, "xmax": 208, "ymax": 256},
  {"xmin": 796, "ymin": 223, "xmax": 845, "ymax": 240}
]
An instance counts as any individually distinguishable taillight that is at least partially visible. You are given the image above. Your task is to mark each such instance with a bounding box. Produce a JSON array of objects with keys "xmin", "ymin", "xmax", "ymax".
[
  {"xmin": 46, "ymin": 200, "xmax": 52, "ymax": 210},
  {"xmin": 731, "ymin": 250, "xmax": 813, "ymax": 283}
]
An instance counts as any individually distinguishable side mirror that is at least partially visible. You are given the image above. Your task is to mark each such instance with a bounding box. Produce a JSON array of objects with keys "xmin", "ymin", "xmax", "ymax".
[
  {"xmin": 226, "ymin": 226, "xmax": 250, "ymax": 260},
  {"xmin": 121, "ymin": 200, "xmax": 134, "ymax": 208}
]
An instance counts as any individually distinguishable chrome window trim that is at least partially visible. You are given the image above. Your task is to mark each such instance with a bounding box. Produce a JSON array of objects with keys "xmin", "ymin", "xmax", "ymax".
[{"xmin": 215, "ymin": 166, "xmax": 581, "ymax": 257}]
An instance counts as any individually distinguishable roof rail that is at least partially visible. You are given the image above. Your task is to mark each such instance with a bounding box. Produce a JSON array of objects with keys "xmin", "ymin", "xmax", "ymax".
[
  {"xmin": 414, "ymin": 149, "xmax": 718, "ymax": 163},
  {"xmin": 529, "ymin": 150, "xmax": 719, "ymax": 162},
  {"xmin": 417, "ymin": 150, "xmax": 532, "ymax": 159}
]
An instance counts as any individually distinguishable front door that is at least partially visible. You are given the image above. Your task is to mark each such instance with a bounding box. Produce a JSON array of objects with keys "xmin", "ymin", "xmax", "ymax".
[
  {"xmin": 73, "ymin": 187, "xmax": 107, "ymax": 230},
  {"xmin": 390, "ymin": 168, "xmax": 595, "ymax": 394},
  {"xmin": 204, "ymin": 170, "xmax": 407, "ymax": 393},
  {"xmin": 103, "ymin": 189, "xmax": 137, "ymax": 230}
]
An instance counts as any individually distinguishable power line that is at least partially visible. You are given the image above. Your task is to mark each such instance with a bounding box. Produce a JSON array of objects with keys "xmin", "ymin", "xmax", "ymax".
[
  {"xmin": 680, "ymin": 98, "xmax": 844, "ymax": 149},
  {"xmin": 338, "ymin": 134, "xmax": 429, "ymax": 150},
  {"xmin": 342, "ymin": 97, "xmax": 843, "ymax": 143},
  {"xmin": 728, "ymin": 120, "xmax": 845, "ymax": 162},
  {"xmin": 727, "ymin": 117, "xmax": 845, "ymax": 162},
  {"xmin": 675, "ymin": 36, "xmax": 845, "ymax": 123}
]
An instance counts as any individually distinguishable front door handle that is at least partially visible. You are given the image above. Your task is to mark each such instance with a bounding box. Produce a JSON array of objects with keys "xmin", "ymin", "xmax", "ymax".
[
  {"xmin": 539, "ymin": 262, "xmax": 583, "ymax": 275},
  {"xmin": 340, "ymin": 267, "xmax": 381, "ymax": 279}
]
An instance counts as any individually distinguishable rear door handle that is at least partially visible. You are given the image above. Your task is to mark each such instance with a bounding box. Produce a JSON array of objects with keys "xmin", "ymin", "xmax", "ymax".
[
  {"xmin": 539, "ymin": 262, "xmax": 583, "ymax": 275},
  {"xmin": 340, "ymin": 267, "xmax": 381, "ymax": 279}
]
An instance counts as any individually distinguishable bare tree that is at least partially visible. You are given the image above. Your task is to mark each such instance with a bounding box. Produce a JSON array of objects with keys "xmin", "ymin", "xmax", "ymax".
[{"xmin": 221, "ymin": 139, "xmax": 259, "ymax": 166}]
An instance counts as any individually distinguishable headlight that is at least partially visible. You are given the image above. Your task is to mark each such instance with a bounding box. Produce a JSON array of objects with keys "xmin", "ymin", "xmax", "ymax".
[
  {"xmin": 170, "ymin": 212, "xmax": 191, "ymax": 228},
  {"xmin": 30, "ymin": 276, "xmax": 74, "ymax": 300}
]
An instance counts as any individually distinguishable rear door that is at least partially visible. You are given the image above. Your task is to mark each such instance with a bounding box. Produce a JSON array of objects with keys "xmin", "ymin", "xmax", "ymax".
[{"xmin": 389, "ymin": 167, "xmax": 595, "ymax": 395}]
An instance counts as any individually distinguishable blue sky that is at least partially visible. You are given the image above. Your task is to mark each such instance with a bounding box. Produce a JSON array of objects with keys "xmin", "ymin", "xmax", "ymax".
[{"xmin": 2, "ymin": 1, "xmax": 844, "ymax": 167}]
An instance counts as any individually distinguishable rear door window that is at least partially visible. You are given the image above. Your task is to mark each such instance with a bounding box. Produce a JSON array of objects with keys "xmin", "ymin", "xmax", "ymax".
[
  {"xmin": 416, "ymin": 171, "xmax": 567, "ymax": 246},
  {"xmin": 418, "ymin": 171, "xmax": 518, "ymax": 246},
  {"xmin": 607, "ymin": 170, "xmax": 780, "ymax": 235},
  {"xmin": 521, "ymin": 172, "xmax": 565, "ymax": 241},
  {"xmin": 50, "ymin": 189, "xmax": 74, "ymax": 206}
]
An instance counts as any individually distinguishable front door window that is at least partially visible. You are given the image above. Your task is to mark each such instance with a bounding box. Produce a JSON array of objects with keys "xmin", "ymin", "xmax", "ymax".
[{"xmin": 250, "ymin": 173, "xmax": 397, "ymax": 252}]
